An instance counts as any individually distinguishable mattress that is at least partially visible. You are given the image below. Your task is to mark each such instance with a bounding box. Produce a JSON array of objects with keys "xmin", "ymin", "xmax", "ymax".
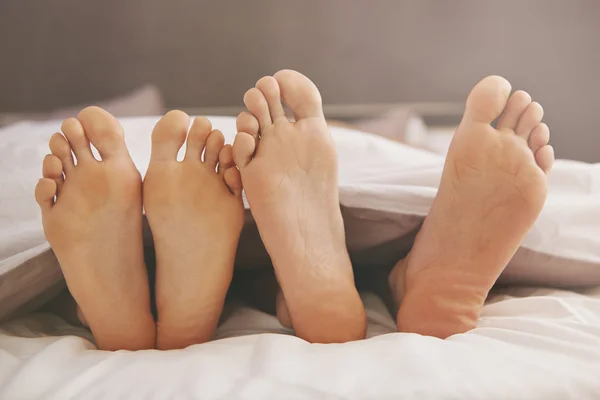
[{"xmin": 1, "ymin": 117, "xmax": 600, "ymax": 399}]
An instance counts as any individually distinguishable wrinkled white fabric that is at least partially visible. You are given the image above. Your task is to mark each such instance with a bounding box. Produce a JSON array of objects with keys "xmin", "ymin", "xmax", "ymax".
[{"xmin": 1, "ymin": 288, "xmax": 600, "ymax": 399}]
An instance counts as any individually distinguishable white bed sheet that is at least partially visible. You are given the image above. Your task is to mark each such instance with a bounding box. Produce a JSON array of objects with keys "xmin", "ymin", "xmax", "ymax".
[{"xmin": 1, "ymin": 287, "xmax": 600, "ymax": 399}]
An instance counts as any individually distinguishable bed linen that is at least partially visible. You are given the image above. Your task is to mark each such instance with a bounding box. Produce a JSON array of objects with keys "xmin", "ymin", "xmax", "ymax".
[
  {"xmin": 1, "ymin": 116, "xmax": 600, "ymax": 398},
  {"xmin": 1, "ymin": 287, "xmax": 600, "ymax": 399}
]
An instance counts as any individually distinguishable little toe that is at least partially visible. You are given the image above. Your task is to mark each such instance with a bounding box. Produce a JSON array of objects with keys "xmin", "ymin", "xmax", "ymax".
[
  {"xmin": 35, "ymin": 178, "xmax": 57, "ymax": 211},
  {"xmin": 224, "ymin": 167, "xmax": 243, "ymax": 198},
  {"xmin": 151, "ymin": 110, "xmax": 190, "ymax": 162},
  {"xmin": 49, "ymin": 133, "xmax": 74, "ymax": 174},
  {"xmin": 256, "ymin": 76, "xmax": 285, "ymax": 121},
  {"xmin": 515, "ymin": 102, "xmax": 544, "ymax": 140},
  {"xmin": 61, "ymin": 118, "xmax": 93, "ymax": 162},
  {"xmin": 203, "ymin": 130, "xmax": 225, "ymax": 170},
  {"xmin": 463, "ymin": 75, "xmax": 512, "ymax": 124},
  {"xmin": 232, "ymin": 132, "xmax": 256, "ymax": 169},
  {"xmin": 185, "ymin": 116, "xmax": 212, "ymax": 161},
  {"xmin": 528, "ymin": 123, "xmax": 550, "ymax": 153},
  {"xmin": 535, "ymin": 145, "xmax": 555, "ymax": 174},
  {"xmin": 273, "ymin": 69, "xmax": 324, "ymax": 120},
  {"xmin": 77, "ymin": 106, "xmax": 127, "ymax": 160},
  {"xmin": 244, "ymin": 88, "xmax": 272, "ymax": 131},
  {"xmin": 496, "ymin": 90, "xmax": 532, "ymax": 131},
  {"xmin": 219, "ymin": 143, "xmax": 244, "ymax": 197},
  {"xmin": 217, "ymin": 144, "xmax": 234, "ymax": 176},
  {"xmin": 42, "ymin": 154, "xmax": 64, "ymax": 193},
  {"xmin": 236, "ymin": 112, "xmax": 260, "ymax": 143}
]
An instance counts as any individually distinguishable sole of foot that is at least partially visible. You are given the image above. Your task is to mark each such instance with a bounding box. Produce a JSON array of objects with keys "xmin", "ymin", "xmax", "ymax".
[
  {"xmin": 35, "ymin": 106, "xmax": 155, "ymax": 351},
  {"xmin": 389, "ymin": 76, "xmax": 554, "ymax": 338},
  {"xmin": 232, "ymin": 70, "xmax": 366, "ymax": 343},
  {"xmin": 143, "ymin": 111, "xmax": 244, "ymax": 350}
]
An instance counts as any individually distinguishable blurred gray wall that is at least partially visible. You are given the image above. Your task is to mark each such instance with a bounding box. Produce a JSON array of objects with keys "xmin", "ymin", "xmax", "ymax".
[{"xmin": 0, "ymin": 0, "xmax": 598, "ymax": 161}]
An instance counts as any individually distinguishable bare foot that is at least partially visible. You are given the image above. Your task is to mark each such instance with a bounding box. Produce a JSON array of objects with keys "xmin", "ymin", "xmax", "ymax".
[
  {"xmin": 143, "ymin": 111, "xmax": 244, "ymax": 350},
  {"xmin": 389, "ymin": 76, "xmax": 554, "ymax": 338},
  {"xmin": 35, "ymin": 107, "xmax": 155, "ymax": 351},
  {"xmin": 232, "ymin": 70, "xmax": 366, "ymax": 343}
]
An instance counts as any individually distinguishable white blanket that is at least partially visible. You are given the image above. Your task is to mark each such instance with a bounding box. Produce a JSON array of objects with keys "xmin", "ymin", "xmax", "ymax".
[
  {"xmin": 1, "ymin": 287, "xmax": 600, "ymax": 399},
  {"xmin": 1, "ymin": 117, "xmax": 600, "ymax": 399}
]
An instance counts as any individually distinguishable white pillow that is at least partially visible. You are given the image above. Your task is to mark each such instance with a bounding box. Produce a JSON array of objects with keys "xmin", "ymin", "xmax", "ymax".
[{"xmin": 1, "ymin": 117, "xmax": 599, "ymax": 320}]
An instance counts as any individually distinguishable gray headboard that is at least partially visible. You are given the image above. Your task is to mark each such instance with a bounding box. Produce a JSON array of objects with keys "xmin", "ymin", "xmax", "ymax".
[{"xmin": 1, "ymin": 0, "xmax": 598, "ymax": 161}]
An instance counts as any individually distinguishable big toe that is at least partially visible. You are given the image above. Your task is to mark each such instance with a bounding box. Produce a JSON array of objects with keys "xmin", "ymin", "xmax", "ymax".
[
  {"xmin": 273, "ymin": 69, "xmax": 324, "ymax": 120},
  {"xmin": 463, "ymin": 75, "xmax": 512, "ymax": 125},
  {"xmin": 151, "ymin": 110, "xmax": 190, "ymax": 162},
  {"xmin": 77, "ymin": 106, "xmax": 127, "ymax": 160}
]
